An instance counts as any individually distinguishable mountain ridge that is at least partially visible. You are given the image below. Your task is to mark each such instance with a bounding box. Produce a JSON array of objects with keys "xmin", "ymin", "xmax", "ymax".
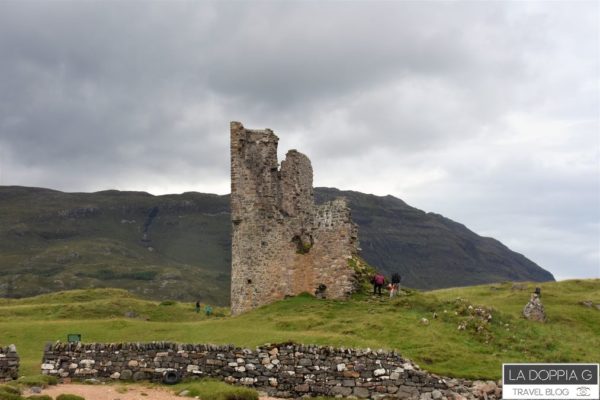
[{"xmin": 0, "ymin": 185, "xmax": 554, "ymax": 304}]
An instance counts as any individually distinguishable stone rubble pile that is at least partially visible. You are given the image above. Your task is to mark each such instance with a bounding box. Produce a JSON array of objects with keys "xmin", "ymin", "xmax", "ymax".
[
  {"xmin": 42, "ymin": 342, "xmax": 500, "ymax": 399},
  {"xmin": 522, "ymin": 294, "xmax": 546, "ymax": 322}
]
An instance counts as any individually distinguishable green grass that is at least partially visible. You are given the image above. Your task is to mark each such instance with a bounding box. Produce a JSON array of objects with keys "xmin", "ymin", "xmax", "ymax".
[
  {"xmin": 17, "ymin": 375, "xmax": 58, "ymax": 388},
  {"xmin": 1, "ymin": 280, "xmax": 598, "ymax": 381}
]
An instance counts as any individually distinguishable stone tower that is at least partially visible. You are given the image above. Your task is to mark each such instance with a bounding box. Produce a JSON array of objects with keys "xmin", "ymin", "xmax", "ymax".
[{"xmin": 230, "ymin": 121, "xmax": 359, "ymax": 315}]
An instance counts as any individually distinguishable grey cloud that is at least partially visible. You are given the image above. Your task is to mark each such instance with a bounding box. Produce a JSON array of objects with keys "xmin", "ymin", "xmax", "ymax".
[{"xmin": 0, "ymin": 1, "xmax": 597, "ymax": 280}]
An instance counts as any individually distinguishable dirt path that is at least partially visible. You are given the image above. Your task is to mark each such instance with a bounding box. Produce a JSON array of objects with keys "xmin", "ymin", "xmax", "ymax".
[
  {"xmin": 36, "ymin": 383, "xmax": 278, "ymax": 400},
  {"xmin": 39, "ymin": 383, "xmax": 183, "ymax": 400}
]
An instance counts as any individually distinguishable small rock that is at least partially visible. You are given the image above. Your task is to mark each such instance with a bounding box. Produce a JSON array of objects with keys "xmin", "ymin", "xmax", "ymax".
[
  {"xmin": 374, "ymin": 368, "xmax": 386, "ymax": 377},
  {"xmin": 421, "ymin": 318, "xmax": 430, "ymax": 325},
  {"xmin": 432, "ymin": 389, "xmax": 443, "ymax": 400},
  {"xmin": 30, "ymin": 387, "xmax": 43, "ymax": 394},
  {"xmin": 343, "ymin": 370, "xmax": 360, "ymax": 378},
  {"xmin": 178, "ymin": 390, "xmax": 190, "ymax": 397},
  {"xmin": 132, "ymin": 371, "xmax": 146, "ymax": 381},
  {"xmin": 295, "ymin": 384, "xmax": 310, "ymax": 392},
  {"xmin": 120, "ymin": 369, "xmax": 133, "ymax": 380},
  {"xmin": 353, "ymin": 387, "xmax": 370, "ymax": 398},
  {"xmin": 332, "ymin": 386, "xmax": 353, "ymax": 396}
]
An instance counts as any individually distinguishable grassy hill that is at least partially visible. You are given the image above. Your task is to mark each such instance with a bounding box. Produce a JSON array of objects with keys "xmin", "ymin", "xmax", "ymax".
[
  {"xmin": 0, "ymin": 186, "xmax": 231, "ymax": 304},
  {"xmin": 1, "ymin": 279, "xmax": 597, "ymax": 380},
  {"xmin": 0, "ymin": 186, "xmax": 553, "ymax": 304}
]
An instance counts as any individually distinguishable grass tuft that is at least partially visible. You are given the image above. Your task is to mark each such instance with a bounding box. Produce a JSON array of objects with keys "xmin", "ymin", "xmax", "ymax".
[{"xmin": 17, "ymin": 376, "xmax": 57, "ymax": 388}]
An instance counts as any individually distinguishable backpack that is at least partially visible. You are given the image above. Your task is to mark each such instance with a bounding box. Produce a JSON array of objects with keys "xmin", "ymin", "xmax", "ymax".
[
  {"xmin": 391, "ymin": 273, "xmax": 401, "ymax": 284},
  {"xmin": 375, "ymin": 274, "xmax": 385, "ymax": 285}
]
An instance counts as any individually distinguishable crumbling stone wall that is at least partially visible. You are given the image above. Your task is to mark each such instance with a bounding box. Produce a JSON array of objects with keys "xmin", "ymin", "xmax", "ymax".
[
  {"xmin": 41, "ymin": 342, "xmax": 499, "ymax": 399},
  {"xmin": 0, "ymin": 345, "xmax": 19, "ymax": 381},
  {"xmin": 230, "ymin": 122, "xmax": 359, "ymax": 315}
]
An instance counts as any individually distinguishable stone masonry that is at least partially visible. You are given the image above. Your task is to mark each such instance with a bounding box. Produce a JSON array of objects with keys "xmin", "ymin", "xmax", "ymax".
[
  {"xmin": 41, "ymin": 342, "xmax": 501, "ymax": 400},
  {"xmin": 230, "ymin": 122, "xmax": 359, "ymax": 315},
  {"xmin": 0, "ymin": 344, "xmax": 19, "ymax": 381}
]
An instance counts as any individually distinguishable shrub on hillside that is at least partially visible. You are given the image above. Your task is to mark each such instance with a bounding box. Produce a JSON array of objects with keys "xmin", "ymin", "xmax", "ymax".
[{"xmin": 26, "ymin": 396, "xmax": 54, "ymax": 400}]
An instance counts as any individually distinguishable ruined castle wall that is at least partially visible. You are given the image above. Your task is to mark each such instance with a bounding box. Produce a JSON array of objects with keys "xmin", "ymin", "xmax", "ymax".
[{"xmin": 230, "ymin": 122, "xmax": 359, "ymax": 315}]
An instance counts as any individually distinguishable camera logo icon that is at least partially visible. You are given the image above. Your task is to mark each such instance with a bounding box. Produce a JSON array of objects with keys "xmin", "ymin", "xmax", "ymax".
[{"xmin": 576, "ymin": 387, "xmax": 591, "ymax": 397}]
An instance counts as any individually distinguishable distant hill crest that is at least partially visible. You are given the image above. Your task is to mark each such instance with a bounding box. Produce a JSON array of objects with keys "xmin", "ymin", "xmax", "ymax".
[{"xmin": 0, "ymin": 185, "xmax": 554, "ymax": 304}]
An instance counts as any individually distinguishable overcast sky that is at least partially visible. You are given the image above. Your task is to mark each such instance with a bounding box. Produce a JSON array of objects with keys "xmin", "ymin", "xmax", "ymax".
[{"xmin": 0, "ymin": 1, "xmax": 598, "ymax": 281}]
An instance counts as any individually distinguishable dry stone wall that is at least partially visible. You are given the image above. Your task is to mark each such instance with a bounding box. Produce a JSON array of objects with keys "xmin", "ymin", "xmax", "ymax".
[
  {"xmin": 0, "ymin": 345, "xmax": 19, "ymax": 381},
  {"xmin": 230, "ymin": 122, "xmax": 359, "ymax": 315},
  {"xmin": 41, "ymin": 342, "xmax": 499, "ymax": 400}
]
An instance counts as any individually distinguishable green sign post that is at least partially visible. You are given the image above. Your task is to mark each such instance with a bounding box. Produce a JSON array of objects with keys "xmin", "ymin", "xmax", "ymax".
[{"xmin": 67, "ymin": 334, "xmax": 81, "ymax": 343}]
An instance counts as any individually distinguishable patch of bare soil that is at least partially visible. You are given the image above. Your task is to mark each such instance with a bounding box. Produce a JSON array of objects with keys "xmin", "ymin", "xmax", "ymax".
[
  {"xmin": 36, "ymin": 383, "xmax": 279, "ymax": 400},
  {"xmin": 39, "ymin": 383, "xmax": 182, "ymax": 400}
]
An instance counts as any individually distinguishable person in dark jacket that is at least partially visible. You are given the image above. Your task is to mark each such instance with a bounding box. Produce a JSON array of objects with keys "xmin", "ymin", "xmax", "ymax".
[
  {"xmin": 372, "ymin": 273, "xmax": 385, "ymax": 295},
  {"xmin": 390, "ymin": 273, "xmax": 401, "ymax": 298}
]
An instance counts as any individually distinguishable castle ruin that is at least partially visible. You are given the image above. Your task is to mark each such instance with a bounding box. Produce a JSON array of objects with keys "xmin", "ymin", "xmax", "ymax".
[{"xmin": 230, "ymin": 121, "xmax": 359, "ymax": 315}]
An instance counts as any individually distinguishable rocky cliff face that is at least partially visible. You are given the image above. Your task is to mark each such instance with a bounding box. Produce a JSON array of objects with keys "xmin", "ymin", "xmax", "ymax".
[{"xmin": 0, "ymin": 185, "xmax": 553, "ymax": 303}]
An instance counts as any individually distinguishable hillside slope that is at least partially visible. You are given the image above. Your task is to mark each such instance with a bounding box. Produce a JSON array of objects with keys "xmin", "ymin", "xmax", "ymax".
[
  {"xmin": 0, "ymin": 185, "xmax": 553, "ymax": 302},
  {"xmin": 0, "ymin": 280, "xmax": 597, "ymax": 379},
  {"xmin": 0, "ymin": 186, "xmax": 231, "ymax": 304},
  {"xmin": 316, "ymin": 188, "xmax": 554, "ymax": 289}
]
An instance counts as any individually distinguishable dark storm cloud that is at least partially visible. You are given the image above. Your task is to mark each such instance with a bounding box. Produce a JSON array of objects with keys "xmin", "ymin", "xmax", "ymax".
[{"xmin": 0, "ymin": 1, "xmax": 597, "ymax": 279}]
